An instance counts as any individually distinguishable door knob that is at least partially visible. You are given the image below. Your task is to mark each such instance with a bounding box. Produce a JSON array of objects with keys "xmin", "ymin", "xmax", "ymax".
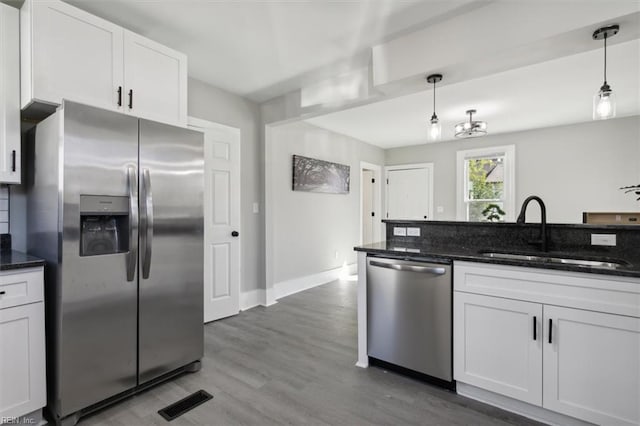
[{"xmin": 231, "ymin": 231, "xmax": 239, "ymax": 237}]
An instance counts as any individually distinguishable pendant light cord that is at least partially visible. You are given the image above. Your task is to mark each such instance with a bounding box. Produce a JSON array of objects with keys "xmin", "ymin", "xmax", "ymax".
[
  {"xmin": 603, "ymin": 34, "xmax": 607, "ymax": 83},
  {"xmin": 432, "ymin": 80, "xmax": 436, "ymax": 115}
]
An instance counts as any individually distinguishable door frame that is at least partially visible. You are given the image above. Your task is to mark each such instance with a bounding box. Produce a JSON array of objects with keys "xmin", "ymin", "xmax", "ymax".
[
  {"xmin": 359, "ymin": 162, "xmax": 383, "ymax": 244},
  {"xmin": 384, "ymin": 162, "xmax": 434, "ymax": 220},
  {"xmin": 188, "ymin": 116, "xmax": 241, "ymax": 321}
]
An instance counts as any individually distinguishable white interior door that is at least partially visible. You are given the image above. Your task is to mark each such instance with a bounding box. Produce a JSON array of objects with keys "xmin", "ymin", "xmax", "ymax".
[
  {"xmin": 189, "ymin": 118, "xmax": 241, "ymax": 323},
  {"xmin": 386, "ymin": 164, "xmax": 433, "ymax": 220},
  {"xmin": 362, "ymin": 170, "xmax": 374, "ymax": 244}
]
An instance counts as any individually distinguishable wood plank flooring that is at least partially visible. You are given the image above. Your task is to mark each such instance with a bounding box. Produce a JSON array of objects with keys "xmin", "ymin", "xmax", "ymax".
[{"xmin": 81, "ymin": 280, "xmax": 541, "ymax": 426}]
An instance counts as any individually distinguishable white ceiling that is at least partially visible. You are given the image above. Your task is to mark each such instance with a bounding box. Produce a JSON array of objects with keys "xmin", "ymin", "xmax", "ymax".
[
  {"xmin": 66, "ymin": 0, "xmax": 478, "ymax": 102},
  {"xmin": 306, "ymin": 38, "xmax": 640, "ymax": 149}
]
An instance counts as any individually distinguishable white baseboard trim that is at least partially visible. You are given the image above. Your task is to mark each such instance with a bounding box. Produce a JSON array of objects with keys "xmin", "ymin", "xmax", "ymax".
[
  {"xmin": 456, "ymin": 383, "xmax": 590, "ymax": 426},
  {"xmin": 240, "ymin": 288, "xmax": 278, "ymax": 311},
  {"xmin": 240, "ymin": 289, "xmax": 264, "ymax": 311},
  {"xmin": 273, "ymin": 263, "xmax": 357, "ymax": 300}
]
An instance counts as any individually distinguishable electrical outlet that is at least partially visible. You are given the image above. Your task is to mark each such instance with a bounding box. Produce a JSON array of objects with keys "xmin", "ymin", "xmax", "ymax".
[
  {"xmin": 407, "ymin": 227, "xmax": 421, "ymax": 237},
  {"xmin": 393, "ymin": 227, "xmax": 407, "ymax": 236},
  {"xmin": 253, "ymin": 202, "xmax": 259, "ymax": 214},
  {"xmin": 437, "ymin": 206, "xmax": 444, "ymax": 213},
  {"xmin": 591, "ymin": 234, "xmax": 616, "ymax": 246},
  {"xmin": 334, "ymin": 251, "xmax": 339, "ymax": 259}
]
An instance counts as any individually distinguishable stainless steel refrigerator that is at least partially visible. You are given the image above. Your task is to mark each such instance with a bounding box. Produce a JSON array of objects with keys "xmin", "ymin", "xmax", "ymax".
[{"xmin": 26, "ymin": 100, "xmax": 204, "ymax": 425}]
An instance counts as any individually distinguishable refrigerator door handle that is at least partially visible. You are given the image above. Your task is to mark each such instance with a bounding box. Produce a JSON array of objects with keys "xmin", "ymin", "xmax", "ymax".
[
  {"xmin": 126, "ymin": 165, "xmax": 139, "ymax": 282},
  {"xmin": 141, "ymin": 168, "xmax": 154, "ymax": 279}
]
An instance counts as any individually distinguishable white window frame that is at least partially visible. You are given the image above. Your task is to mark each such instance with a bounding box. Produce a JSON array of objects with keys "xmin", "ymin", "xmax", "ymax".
[{"xmin": 456, "ymin": 145, "xmax": 515, "ymax": 222}]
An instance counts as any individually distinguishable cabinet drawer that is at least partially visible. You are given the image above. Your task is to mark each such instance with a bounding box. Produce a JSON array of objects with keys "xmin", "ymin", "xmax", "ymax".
[
  {"xmin": 454, "ymin": 261, "xmax": 640, "ymax": 318},
  {"xmin": 0, "ymin": 267, "xmax": 44, "ymax": 309}
]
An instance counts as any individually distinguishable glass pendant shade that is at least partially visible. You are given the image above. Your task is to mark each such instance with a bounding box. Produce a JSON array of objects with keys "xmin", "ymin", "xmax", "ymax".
[
  {"xmin": 428, "ymin": 116, "xmax": 441, "ymax": 141},
  {"xmin": 593, "ymin": 85, "xmax": 616, "ymax": 120}
]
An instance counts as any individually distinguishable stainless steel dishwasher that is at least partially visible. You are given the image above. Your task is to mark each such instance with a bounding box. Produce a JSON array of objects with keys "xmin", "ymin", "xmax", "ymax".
[{"xmin": 367, "ymin": 255, "xmax": 453, "ymax": 387}]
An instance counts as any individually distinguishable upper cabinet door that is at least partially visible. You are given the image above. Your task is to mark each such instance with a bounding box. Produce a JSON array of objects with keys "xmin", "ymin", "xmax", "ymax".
[
  {"xmin": 21, "ymin": 0, "xmax": 124, "ymax": 111},
  {"xmin": 123, "ymin": 31, "xmax": 187, "ymax": 126},
  {"xmin": 0, "ymin": 3, "xmax": 20, "ymax": 184}
]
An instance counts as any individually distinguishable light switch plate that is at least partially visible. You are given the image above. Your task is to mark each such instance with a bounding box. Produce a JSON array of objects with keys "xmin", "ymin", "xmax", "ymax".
[
  {"xmin": 253, "ymin": 202, "xmax": 259, "ymax": 214},
  {"xmin": 407, "ymin": 227, "xmax": 421, "ymax": 237},
  {"xmin": 393, "ymin": 227, "xmax": 407, "ymax": 236},
  {"xmin": 591, "ymin": 234, "xmax": 616, "ymax": 246}
]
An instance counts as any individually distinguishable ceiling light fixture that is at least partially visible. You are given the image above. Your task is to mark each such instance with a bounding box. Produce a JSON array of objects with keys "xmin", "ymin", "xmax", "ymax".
[
  {"xmin": 592, "ymin": 24, "xmax": 619, "ymax": 120},
  {"xmin": 426, "ymin": 74, "xmax": 443, "ymax": 141},
  {"xmin": 454, "ymin": 109, "xmax": 487, "ymax": 138}
]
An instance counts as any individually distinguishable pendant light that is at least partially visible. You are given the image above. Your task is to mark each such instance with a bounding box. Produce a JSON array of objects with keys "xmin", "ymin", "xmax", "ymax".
[
  {"xmin": 455, "ymin": 109, "xmax": 487, "ymax": 138},
  {"xmin": 592, "ymin": 24, "xmax": 619, "ymax": 120},
  {"xmin": 426, "ymin": 74, "xmax": 443, "ymax": 141}
]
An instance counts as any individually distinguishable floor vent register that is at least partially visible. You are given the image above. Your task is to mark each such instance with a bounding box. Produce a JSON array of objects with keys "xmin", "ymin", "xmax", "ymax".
[{"xmin": 158, "ymin": 390, "xmax": 213, "ymax": 421}]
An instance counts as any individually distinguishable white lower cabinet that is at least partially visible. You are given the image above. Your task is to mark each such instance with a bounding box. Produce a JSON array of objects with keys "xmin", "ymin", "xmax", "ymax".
[
  {"xmin": 543, "ymin": 306, "xmax": 640, "ymax": 426},
  {"xmin": 454, "ymin": 293, "xmax": 542, "ymax": 405},
  {"xmin": 0, "ymin": 268, "xmax": 46, "ymax": 422},
  {"xmin": 454, "ymin": 262, "xmax": 640, "ymax": 426}
]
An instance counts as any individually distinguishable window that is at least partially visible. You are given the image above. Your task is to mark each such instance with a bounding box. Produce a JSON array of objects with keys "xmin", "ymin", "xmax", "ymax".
[{"xmin": 456, "ymin": 145, "xmax": 515, "ymax": 222}]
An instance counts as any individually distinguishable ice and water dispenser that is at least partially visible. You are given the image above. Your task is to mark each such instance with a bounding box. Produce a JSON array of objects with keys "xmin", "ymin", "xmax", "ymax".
[{"xmin": 79, "ymin": 195, "xmax": 130, "ymax": 256}]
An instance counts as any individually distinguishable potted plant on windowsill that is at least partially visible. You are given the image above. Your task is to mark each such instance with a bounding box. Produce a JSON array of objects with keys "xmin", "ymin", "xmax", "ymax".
[{"xmin": 621, "ymin": 184, "xmax": 640, "ymax": 201}]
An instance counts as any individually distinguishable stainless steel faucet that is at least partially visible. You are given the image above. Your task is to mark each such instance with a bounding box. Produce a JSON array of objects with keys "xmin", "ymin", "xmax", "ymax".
[{"xmin": 517, "ymin": 196, "xmax": 548, "ymax": 252}]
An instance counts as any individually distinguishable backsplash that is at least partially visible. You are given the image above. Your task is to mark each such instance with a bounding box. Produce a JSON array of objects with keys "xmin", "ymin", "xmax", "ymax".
[
  {"xmin": 0, "ymin": 185, "xmax": 8, "ymax": 233},
  {"xmin": 384, "ymin": 220, "xmax": 640, "ymax": 260}
]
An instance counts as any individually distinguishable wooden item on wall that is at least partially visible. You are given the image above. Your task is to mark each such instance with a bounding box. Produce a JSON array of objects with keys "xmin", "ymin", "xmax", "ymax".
[
  {"xmin": 583, "ymin": 212, "xmax": 640, "ymax": 225},
  {"xmin": 292, "ymin": 155, "xmax": 350, "ymax": 194}
]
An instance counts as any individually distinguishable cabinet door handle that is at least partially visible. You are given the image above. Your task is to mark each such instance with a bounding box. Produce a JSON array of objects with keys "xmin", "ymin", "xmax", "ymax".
[
  {"xmin": 0, "ymin": 291, "xmax": 6, "ymax": 295},
  {"xmin": 11, "ymin": 150, "xmax": 16, "ymax": 172},
  {"xmin": 128, "ymin": 89, "xmax": 133, "ymax": 109},
  {"xmin": 548, "ymin": 318, "xmax": 553, "ymax": 344},
  {"xmin": 533, "ymin": 316, "xmax": 537, "ymax": 341},
  {"xmin": 117, "ymin": 86, "xmax": 122, "ymax": 107}
]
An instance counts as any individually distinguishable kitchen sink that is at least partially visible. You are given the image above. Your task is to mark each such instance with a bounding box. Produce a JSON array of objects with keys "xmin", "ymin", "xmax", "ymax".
[{"xmin": 480, "ymin": 252, "xmax": 631, "ymax": 269}]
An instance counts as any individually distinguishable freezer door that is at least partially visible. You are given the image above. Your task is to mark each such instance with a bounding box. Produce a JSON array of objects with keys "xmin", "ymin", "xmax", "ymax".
[
  {"xmin": 58, "ymin": 101, "xmax": 139, "ymax": 416},
  {"xmin": 138, "ymin": 120, "xmax": 204, "ymax": 384}
]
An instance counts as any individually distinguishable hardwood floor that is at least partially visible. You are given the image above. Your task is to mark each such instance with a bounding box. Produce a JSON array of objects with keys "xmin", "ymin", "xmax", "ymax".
[{"xmin": 81, "ymin": 279, "xmax": 541, "ymax": 426}]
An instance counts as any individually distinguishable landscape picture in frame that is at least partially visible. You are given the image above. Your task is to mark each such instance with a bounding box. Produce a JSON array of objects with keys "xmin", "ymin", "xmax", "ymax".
[{"xmin": 292, "ymin": 155, "xmax": 350, "ymax": 194}]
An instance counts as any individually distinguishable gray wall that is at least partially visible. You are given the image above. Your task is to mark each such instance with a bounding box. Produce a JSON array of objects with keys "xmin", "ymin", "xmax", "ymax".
[
  {"xmin": 188, "ymin": 77, "xmax": 264, "ymax": 293},
  {"xmin": 385, "ymin": 116, "xmax": 640, "ymax": 223},
  {"xmin": 269, "ymin": 121, "xmax": 384, "ymax": 284}
]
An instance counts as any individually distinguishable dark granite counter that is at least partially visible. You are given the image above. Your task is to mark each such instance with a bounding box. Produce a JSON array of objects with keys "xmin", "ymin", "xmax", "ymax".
[
  {"xmin": 355, "ymin": 241, "xmax": 640, "ymax": 278},
  {"xmin": 0, "ymin": 250, "xmax": 46, "ymax": 271}
]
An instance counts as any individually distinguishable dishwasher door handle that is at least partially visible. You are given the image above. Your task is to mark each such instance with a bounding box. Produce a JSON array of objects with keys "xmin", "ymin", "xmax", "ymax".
[{"xmin": 369, "ymin": 260, "xmax": 446, "ymax": 275}]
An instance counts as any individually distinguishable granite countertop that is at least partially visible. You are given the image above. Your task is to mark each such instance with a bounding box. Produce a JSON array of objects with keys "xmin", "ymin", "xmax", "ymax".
[
  {"xmin": 355, "ymin": 241, "xmax": 640, "ymax": 278},
  {"xmin": 0, "ymin": 250, "xmax": 46, "ymax": 271}
]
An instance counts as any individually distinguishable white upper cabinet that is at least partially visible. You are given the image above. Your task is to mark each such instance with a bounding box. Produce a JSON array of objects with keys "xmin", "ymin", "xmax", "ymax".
[
  {"xmin": 0, "ymin": 3, "xmax": 20, "ymax": 184},
  {"xmin": 123, "ymin": 31, "xmax": 187, "ymax": 126},
  {"xmin": 21, "ymin": 0, "xmax": 124, "ymax": 112},
  {"xmin": 21, "ymin": 0, "xmax": 187, "ymax": 126}
]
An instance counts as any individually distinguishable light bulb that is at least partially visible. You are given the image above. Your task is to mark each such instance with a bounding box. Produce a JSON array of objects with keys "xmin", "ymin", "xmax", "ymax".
[{"xmin": 593, "ymin": 86, "xmax": 616, "ymax": 120}]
